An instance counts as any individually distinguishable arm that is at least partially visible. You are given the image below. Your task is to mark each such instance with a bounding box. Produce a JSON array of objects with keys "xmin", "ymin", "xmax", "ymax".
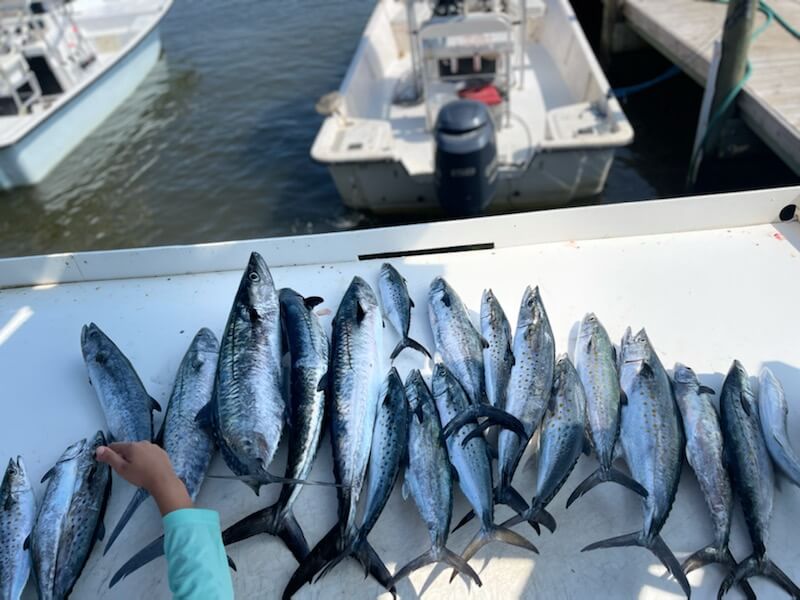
[{"xmin": 97, "ymin": 442, "xmax": 234, "ymax": 600}]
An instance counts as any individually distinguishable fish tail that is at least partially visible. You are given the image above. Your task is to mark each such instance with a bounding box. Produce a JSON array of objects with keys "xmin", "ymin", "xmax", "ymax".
[
  {"xmin": 389, "ymin": 546, "xmax": 482, "ymax": 588},
  {"xmin": 390, "ymin": 337, "xmax": 432, "ymax": 361},
  {"xmin": 108, "ymin": 535, "xmax": 165, "ymax": 587},
  {"xmin": 352, "ymin": 539, "xmax": 396, "ymax": 597},
  {"xmin": 104, "ymin": 487, "xmax": 150, "ymax": 555},
  {"xmin": 682, "ymin": 546, "xmax": 756, "ymax": 600},
  {"xmin": 448, "ymin": 525, "xmax": 538, "ymax": 583},
  {"xmin": 498, "ymin": 486, "xmax": 550, "ymax": 534},
  {"xmin": 582, "ymin": 531, "xmax": 691, "ymax": 598},
  {"xmin": 441, "ymin": 406, "xmax": 526, "ymax": 443},
  {"xmin": 565, "ymin": 467, "xmax": 647, "ymax": 508},
  {"xmin": 222, "ymin": 504, "xmax": 309, "ymax": 563},
  {"xmin": 719, "ymin": 555, "xmax": 800, "ymax": 600}
]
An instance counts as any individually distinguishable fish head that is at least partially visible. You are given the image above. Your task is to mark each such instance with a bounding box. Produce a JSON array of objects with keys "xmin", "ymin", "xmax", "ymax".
[
  {"xmin": 404, "ymin": 369, "xmax": 432, "ymax": 413},
  {"xmin": 723, "ymin": 360, "xmax": 756, "ymax": 413},
  {"xmin": 338, "ymin": 276, "xmax": 378, "ymax": 325},
  {"xmin": 758, "ymin": 365, "xmax": 780, "ymax": 391},
  {"xmin": 236, "ymin": 252, "xmax": 275, "ymax": 320},
  {"xmin": 431, "ymin": 362, "xmax": 450, "ymax": 397},
  {"xmin": 672, "ymin": 362, "xmax": 698, "ymax": 386},
  {"xmin": 191, "ymin": 327, "xmax": 220, "ymax": 355},
  {"xmin": 517, "ymin": 285, "xmax": 547, "ymax": 328},
  {"xmin": 620, "ymin": 327, "xmax": 652, "ymax": 364},
  {"xmin": 578, "ymin": 312, "xmax": 600, "ymax": 339},
  {"xmin": 1, "ymin": 456, "xmax": 31, "ymax": 497},
  {"xmin": 480, "ymin": 288, "xmax": 498, "ymax": 316},
  {"xmin": 80, "ymin": 322, "xmax": 115, "ymax": 365},
  {"xmin": 379, "ymin": 263, "xmax": 399, "ymax": 283},
  {"xmin": 428, "ymin": 276, "xmax": 456, "ymax": 309}
]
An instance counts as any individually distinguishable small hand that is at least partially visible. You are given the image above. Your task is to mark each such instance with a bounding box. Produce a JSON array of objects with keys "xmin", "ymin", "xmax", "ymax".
[{"xmin": 96, "ymin": 441, "xmax": 192, "ymax": 516}]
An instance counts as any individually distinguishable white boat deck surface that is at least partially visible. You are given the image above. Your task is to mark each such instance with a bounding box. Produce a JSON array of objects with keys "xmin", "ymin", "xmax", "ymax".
[
  {"xmin": 623, "ymin": 0, "xmax": 800, "ymax": 176},
  {"xmin": 2, "ymin": 188, "xmax": 800, "ymax": 598}
]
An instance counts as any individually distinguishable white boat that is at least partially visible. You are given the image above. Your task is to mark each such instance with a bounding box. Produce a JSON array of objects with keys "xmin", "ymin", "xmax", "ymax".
[
  {"xmin": 0, "ymin": 0, "xmax": 172, "ymax": 189},
  {"xmin": 1, "ymin": 186, "xmax": 799, "ymax": 598},
  {"xmin": 311, "ymin": 0, "xmax": 633, "ymax": 216}
]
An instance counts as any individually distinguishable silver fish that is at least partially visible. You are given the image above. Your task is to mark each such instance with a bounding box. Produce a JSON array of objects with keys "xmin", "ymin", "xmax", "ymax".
[
  {"xmin": 389, "ymin": 371, "xmax": 480, "ymax": 590},
  {"xmin": 506, "ymin": 355, "xmax": 585, "ymax": 532},
  {"xmin": 0, "ymin": 457, "xmax": 36, "ymax": 600},
  {"xmin": 428, "ymin": 276, "xmax": 486, "ymax": 406},
  {"xmin": 221, "ymin": 289, "xmax": 329, "ymax": 563},
  {"xmin": 106, "ymin": 328, "xmax": 220, "ymax": 584},
  {"xmin": 758, "ymin": 366, "xmax": 800, "ymax": 488},
  {"xmin": 379, "ymin": 263, "xmax": 431, "ymax": 361},
  {"xmin": 718, "ymin": 361, "xmax": 800, "ymax": 597},
  {"xmin": 481, "ymin": 288, "xmax": 513, "ymax": 410},
  {"xmin": 432, "ymin": 364, "xmax": 536, "ymax": 574},
  {"xmin": 673, "ymin": 363, "xmax": 755, "ymax": 600},
  {"xmin": 81, "ymin": 323, "xmax": 161, "ymax": 442},
  {"xmin": 496, "ymin": 286, "xmax": 555, "ymax": 515},
  {"xmin": 567, "ymin": 313, "xmax": 647, "ymax": 507},
  {"xmin": 32, "ymin": 433, "xmax": 111, "ymax": 600},
  {"xmin": 197, "ymin": 251, "xmax": 285, "ymax": 493},
  {"xmin": 284, "ymin": 276, "xmax": 388, "ymax": 598},
  {"xmin": 583, "ymin": 328, "xmax": 690, "ymax": 598}
]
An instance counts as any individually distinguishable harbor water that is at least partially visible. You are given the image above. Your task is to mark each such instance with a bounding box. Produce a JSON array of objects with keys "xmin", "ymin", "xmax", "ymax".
[{"xmin": 0, "ymin": 0, "xmax": 797, "ymax": 258}]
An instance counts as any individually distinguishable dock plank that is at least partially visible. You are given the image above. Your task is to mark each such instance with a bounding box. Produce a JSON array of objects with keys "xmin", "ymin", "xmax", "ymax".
[{"xmin": 622, "ymin": 0, "xmax": 800, "ymax": 175}]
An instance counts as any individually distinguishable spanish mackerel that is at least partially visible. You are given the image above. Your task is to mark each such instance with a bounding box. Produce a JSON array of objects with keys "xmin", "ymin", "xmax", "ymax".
[
  {"xmin": 672, "ymin": 363, "xmax": 755, "ymax": 600},
  {"xmin": 106, "ymin": 329, "xmax": 220, "ymax": 586},
  {"xmin": 379, "ymin": 263, "xmax": 431, "ymax": 361},
  {"xmin": 81, "ymin": 323, "xmax": 161, "ymax": 442},
  {"xmin": 567, "ymin": 313, "xmax": 647, "ymax": 507},
  {"xmin": 389, "ymin": 371, "xmax": 481, "ymax": 590},
  {"xmin": 504, "ymin": 355, "xmax": 585, "ymax": 533},
  {"xmin": 718, "ymin": 361, "xmax": 800, "ymax": 598},
  {"xmin": 582, "ymin": 329, "xmax": 690, "ymax": 598},
  {"xmin": 0, "ymin": 457, "xmax": 35, "ymax": 600},
  {"xmin": 222, "ymin": 289, "xmax": 329, "ymax": 563},
  {"xmin": 196, "ymin": 252, "xmax": 287, "ymax": 493},
  {"xmin": 32, "ymin": 432, "xmax": 111, "ymax": 600},
  {"xmin": 431, "ymin": 364, "xmax": 537, "ymax": 575},
  {"xmin": 758, "ymin": 366, "xmax": 800, "ymax": 488},
  {"xmin": 480, "ymin": 289, "xmax": 513, "ymax": 410},
  {"xmin": 283, "ymin": 277, "xmax": 389, "ymax": 598}
]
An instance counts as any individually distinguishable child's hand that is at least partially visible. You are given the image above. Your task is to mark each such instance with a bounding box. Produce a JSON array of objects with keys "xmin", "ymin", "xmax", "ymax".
[{"xmin": 96, "ymin": 441, "xmax": 192, "ymax": 515}]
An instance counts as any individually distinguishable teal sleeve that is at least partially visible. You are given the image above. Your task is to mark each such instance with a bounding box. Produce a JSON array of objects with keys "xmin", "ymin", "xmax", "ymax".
[{"xmin": 163, "ymin": 508, "xmax": 234, "ymax": 600}]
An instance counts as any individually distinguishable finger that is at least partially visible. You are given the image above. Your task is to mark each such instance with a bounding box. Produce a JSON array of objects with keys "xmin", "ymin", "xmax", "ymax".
[
  {"xmin": 107, "ymin": 442, "xmax": 136, "ymax": 460},
  {"xmin": 96, "ymin": 446, "xmax": 129, "ymax": 472}
]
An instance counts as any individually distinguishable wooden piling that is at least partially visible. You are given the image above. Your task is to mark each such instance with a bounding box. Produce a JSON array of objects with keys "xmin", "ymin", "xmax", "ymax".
[{"xmin": 600, "ymin": 0, "xmax": 621, "ymax": 66}]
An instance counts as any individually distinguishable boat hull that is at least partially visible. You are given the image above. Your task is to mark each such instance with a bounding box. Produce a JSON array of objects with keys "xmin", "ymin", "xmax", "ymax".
[
  {"xmin": 327, "ymin": 146, "xmax": 617, "ymax": 214},
  {"xmin": 0, "ymin": 25, "xmax": 163, "ymax": 189}
]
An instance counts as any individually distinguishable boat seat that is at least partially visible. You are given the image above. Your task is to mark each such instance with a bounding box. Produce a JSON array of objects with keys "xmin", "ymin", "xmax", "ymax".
[{"xmin": 546, "ymin": 102, "xmax": 613, "ymax": 141}]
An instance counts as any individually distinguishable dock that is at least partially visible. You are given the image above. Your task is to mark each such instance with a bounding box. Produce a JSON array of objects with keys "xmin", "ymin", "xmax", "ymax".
[{"xmin": 620, "ymin": 0, "xmax": 800, "ymax": 175}]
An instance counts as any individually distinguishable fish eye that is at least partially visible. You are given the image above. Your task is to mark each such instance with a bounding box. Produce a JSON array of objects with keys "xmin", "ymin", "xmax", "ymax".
[{"xmin": 249, "ymin": 272, "xmax": 260, "ymax": 282}]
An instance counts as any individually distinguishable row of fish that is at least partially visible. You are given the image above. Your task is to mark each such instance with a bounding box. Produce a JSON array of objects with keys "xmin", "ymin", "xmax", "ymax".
[{"xmin": 3, "ymin": 254, "xmax": 800, "ymax": 599}]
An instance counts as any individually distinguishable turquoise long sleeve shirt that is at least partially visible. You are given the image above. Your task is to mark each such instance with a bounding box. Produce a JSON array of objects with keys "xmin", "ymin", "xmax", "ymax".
[{"xmin": 163, "ymin": 508, "xmax": 234, "ymax": 599}]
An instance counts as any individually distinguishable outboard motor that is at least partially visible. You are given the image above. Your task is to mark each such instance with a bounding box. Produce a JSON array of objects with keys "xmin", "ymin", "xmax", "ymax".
[{"xmin": 434, "ymin": 99, "xmax": 497, "ymax": 216}]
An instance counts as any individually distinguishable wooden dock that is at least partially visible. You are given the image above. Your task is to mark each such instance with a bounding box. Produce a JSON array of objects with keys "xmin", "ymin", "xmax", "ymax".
[{"xmin": 620, "ymin": 0, "xmax": 800, "ymax": 175}]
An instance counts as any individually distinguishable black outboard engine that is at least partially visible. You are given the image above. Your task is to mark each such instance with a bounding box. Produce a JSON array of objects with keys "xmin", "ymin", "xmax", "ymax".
[{"xmin": 434, "ymin": 99, "xmax": 497, "ymax": 217}]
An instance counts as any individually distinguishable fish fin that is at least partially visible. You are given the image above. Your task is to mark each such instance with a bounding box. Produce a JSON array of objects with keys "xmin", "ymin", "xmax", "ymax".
[
  {"xmin": 108, "ymin": 535, "xmax": 165, "ymax": 587},
  {"xmin": 97, "ymin": 521, "xmax": 106, "ymax": 541},
  {"xmin": 390, "ymin": 337, "xmax": 432, "ymax": 361},
  {"xmin": 583, "ymin": 532, "xmax": 690, "ymax": 599},
  {"xmin": 639, "ymin": 361, "xmax": 655, "ymax": 378},
  {"xmin": 222, "ymin": 504, "xmax": 309, "ymax": 563},
  {"xmin": 611, "ymin": 345, "xmax": 617, "ymax": 366},
  {"xmin": 509, "ymin": 349, "xmax": 516, "ymax": 366},
  {"xmin": 442, "ymin": 405, "xmax": 526, "ymax": 443},
  {"xmin": 547, "ymin": 392, "xmax": 557, "ymax": 415},
  {"xmin": 607, "ymin": 468, "xmax": 648, "ymax": 498},
  {"xmin": 104, "ymin": 487, "xmax": 150, "ymax": 553},
  {"xmin": 149, "ymin": 396, "xmax": 162, "ymax": 412},
  {"xmin": 740, "ymin": 391, "xmax": 752, "ymax": 416},
  {"xmin": 227, "ymin": 555, "xmax": 237, "ymax": 571},
  {"xmin": 283, "ymin": 526, "xmax": 340, "ymax": 599},
  {"xmin": 719, "ymin": 555, "xmax": 800, "ymax": 600},
  {"xmin": 401, "ymin": 478, "xmax": 410, "ymax": 501},
  {"xmin": 40, "ymin": 465, "xmax": 56, "ymax": 483},
  {"xmin": 586, "ymin": 336, "xmax": 593, "ymax": 352},
  {"xmin": 682, "ymin": 546, "xmax": 756, "ymax": 600},
  {"xmin": 698, "ymin": 385, "xmax": 715, "ymax": 395},
  {"xmin": 352, "ymin": 540, "xmax": 396, "ymax": 596},
  {"xmin": 448, "ymin": 526, "xmax": 538, "ymax": 582},
  {"xmin": 316, "ymin": 372, "xmax": 328, "ymax": 393},
  {"xmin": 409, "ymin": 297, "xmax": 415, "ymax": 308},
  {"xmin": 582, "ymin": 433, "xmax": 593, "ymax": 456},
  {"xmin": 303, "ymin": 296, "xmax": 324, "ymax": 309},
  {"xmin": 23, "ymin": 535, "xmax": 30, "ymax": 550},
  {"xmin": 480, "ymin": 336, "xmax": 490, "ymax": 349},
  {"xmin": 620, "ymin": 389, "xmax": 628, "ymax": 406},
  {"xmin": 452, "ymin": 508, "xmax": 476, "ymax": 533},
  {"xmin": 195, "ymin": 401, "xmax": 215, "ymax": 432},
  {"xmin": 441, "ymin": 291, "xmax": 451, "ymax": 307},
  {"xmin": 389, "ymin": 547, "xmax": 481, "ymax": 589}
]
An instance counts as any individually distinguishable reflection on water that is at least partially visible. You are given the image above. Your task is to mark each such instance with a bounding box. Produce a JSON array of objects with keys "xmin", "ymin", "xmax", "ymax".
[{"xmin": 0, "ymin": 0, "xmax": 796, "ymax": 258}]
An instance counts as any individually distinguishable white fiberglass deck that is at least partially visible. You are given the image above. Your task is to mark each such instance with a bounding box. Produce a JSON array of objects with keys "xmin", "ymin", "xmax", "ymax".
[{"xmin": 2, "ymin": 187, "xmax": 800, "ymax": 598}]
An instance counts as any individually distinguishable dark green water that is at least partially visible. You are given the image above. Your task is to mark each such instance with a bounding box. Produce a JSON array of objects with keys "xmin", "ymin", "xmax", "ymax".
[{"xmin": 0, "ymin": 0, "xmax": 796, "ymax": 258}]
